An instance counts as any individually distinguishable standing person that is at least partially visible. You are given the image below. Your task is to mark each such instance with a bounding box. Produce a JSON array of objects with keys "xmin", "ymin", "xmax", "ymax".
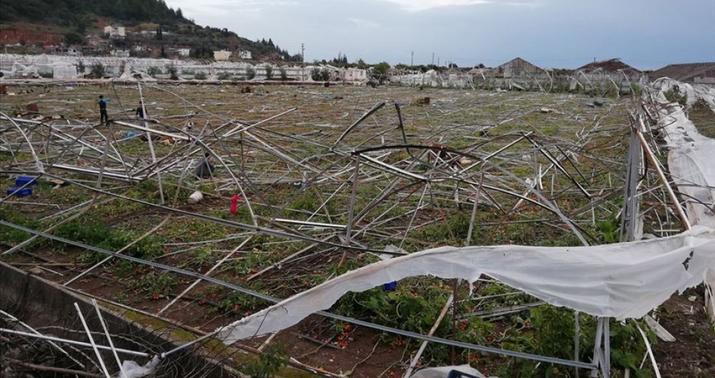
[
  {"xmin": 135, "ymin": 101, "xmax": 146, "ymax": 120},
  {"xmin": 98, "ymin": 95, "xmax": 109, "ymax": 124},
  {"xmin": 195, "ymin": 152, "xmax": 215, "ymax": 179}
]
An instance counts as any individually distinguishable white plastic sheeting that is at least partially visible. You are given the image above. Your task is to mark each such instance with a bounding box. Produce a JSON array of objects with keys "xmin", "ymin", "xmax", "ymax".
[
  {"xmin": 216, "ymin": 226, "xmax": 715, "ymax": 344},
  {"xmin": 411, "ymin": 364, "xmax": 486, "ymax": 378},
  {"xmin": 652, "ymin": 78, "xmax": 715, "ymax": 321},
  {"xmin": 120, "ymin": 356, "xmax": 160, "ymax": 378}
]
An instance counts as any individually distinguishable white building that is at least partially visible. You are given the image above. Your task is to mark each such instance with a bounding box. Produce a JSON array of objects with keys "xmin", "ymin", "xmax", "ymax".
[
  {"xmin": 343, "ymin": 67, "xmax": 367, "ymax": 82},
  {"xmin": 238, "ymin": 50, "xmax": 252, "ymax": 60},
  {"xmin": 177, "ymin": 48, "xmax": 191, "ymax": 57},
  {"xmin": 104, "ymin": 26, "xmax": 126, "ymax": 39},
  {"xmin": 214, "ymin": 50, "xmax": 232, "ymax": 61}
]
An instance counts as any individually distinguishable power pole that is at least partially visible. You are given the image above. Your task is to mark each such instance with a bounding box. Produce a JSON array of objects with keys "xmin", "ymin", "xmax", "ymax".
[
  {"xmin": 431, "ymin": 52, "xmax": 435, "ymax": 66},
  {"xmin": 411, "ymin": 51, "xmax": 414, "ymax": 66},
  {"xmin": 301, "ymin": 43, "xmax": 305, "ymax": 81}
]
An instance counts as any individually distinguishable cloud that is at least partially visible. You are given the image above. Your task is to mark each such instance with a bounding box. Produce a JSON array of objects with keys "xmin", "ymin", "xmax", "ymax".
[
  {"xmin": 380, "ymin": 0, "xmax": 492, "ymax": 12},
  {"xmin": 348, "ymin": 17, "xmax": 380, "ymax": 29}
]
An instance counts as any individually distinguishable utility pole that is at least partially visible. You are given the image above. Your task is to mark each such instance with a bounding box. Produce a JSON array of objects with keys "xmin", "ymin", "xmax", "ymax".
[
  {"xmin": 431, "ymin": 52, "xmax": 435, "ymax": 66},
  {"xmin": 411, "ymin": 51, "xmax": 414, "ymax": 66},
  {"xmin": 301, "ymin": 43, "xmax": 305, "ymax": 81}
]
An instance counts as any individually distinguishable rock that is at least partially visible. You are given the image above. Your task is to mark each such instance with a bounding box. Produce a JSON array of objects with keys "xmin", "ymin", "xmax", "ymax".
[
  {"xmin": 188, "ymin": 191, "xmax": 204, "ymax": 204},
  {"xmin": 411, "ymin": 97, "xmax": 431, "ymax": 106}
]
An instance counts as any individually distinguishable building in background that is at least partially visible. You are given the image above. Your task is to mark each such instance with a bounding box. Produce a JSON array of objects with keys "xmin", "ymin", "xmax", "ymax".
[
  {"xmin": 214, "ymin": 50, "xmax": 231, "ymax": 61},
  {"xmin": 496, "ymin": 57, "xmax": 543, "ymax": 78},
  {"xmin": 103, "ymin": 25, "xmax": 126, "ymax": 39}
]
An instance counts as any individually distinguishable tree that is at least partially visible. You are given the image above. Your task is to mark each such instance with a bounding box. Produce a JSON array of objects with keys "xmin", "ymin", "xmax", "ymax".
[
  {"xmin": 166, "ymin": 64, "xmax": 178, "ymax": 80},
  {"xmin": 176, "ymin": 8, "xmax": 183, "ymax": 19},
  {"xmin": 246, "ymin": 67, "xmax": 256, "ymax": 80},
  {"xmin": 371, "ymin": 62, "xmax": 390, "ymax": 84},
  {"xmin": 64, "ymin": 32, "xmax": 84, "ymax": 46},
  {"xmin": 265, "ymin": 65, "xmax": 273, "ymax": 80},
  {"xmin": 90, "ymin": 63, "xmax": 106, "ymax": 78}
]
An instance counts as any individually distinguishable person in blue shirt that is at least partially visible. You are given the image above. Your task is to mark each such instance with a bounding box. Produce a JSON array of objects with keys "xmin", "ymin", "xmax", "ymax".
[{"xmin": 98, "ymin": 95, "xmax": 109, "ymax": 124}]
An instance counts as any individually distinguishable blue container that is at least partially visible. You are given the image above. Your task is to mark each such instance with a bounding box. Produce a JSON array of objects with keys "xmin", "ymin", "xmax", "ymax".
[
  {"xmin": 383, "ymin": 281, "xmax": 397, "ymax": 292},
  {"xmin": 15, "ymin": 176, "xmax": 38, "ymax": 187},
  {"xmin": 6, "ymin": 187, "xmax": 32, "ymax": 197}
]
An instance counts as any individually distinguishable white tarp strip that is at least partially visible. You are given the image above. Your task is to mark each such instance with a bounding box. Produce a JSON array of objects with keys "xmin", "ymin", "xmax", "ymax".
[
  {"xmin": 411, "ymin": 364, "xmax": 486, "ymax": 378},
  {"xmin": 216, "ymin": 226, "xmax": 715, "ymax": 344},
  {"xmin": 653, "ymin": 78, "xmax": 715, "ymax": 323}
]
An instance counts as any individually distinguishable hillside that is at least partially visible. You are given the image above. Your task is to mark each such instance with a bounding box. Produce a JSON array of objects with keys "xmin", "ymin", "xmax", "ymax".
[{"xmin": 0, "ymin": 0, "xmax": 299, "ymax": 62}]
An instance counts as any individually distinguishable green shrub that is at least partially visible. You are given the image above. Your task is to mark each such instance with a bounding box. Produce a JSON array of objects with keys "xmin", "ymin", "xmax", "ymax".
[
  {"xmin": 194, "ymin": 72, "xmax": 207, "ymax": 80},
  {"xmin": 664, "ymin": 86, "xmax": 687, "ymax": 106},
  {"xmin": 54, "ymin": 217, "xmax": 163, "ymax": 259},
  {"xmin": 133, "ymin": 271, "xmax": 176, "ymax": 299},
  {"xmin": 246, "ymin": 67, "xmax": 256, "ymax": 80},
  {"xmin": 147, "ymin": 66, "xmax": 162, "ymax": 77},
  {"xmin": 240, "ymin": 344, "xmax": 286, "ymax": 378},
  {"xmin": 166, "ymin": 64, "xmax": 178, "ymax": 80},
  {"xmin": 89, "ymin": 63, "xmax": 105, "ymax": 78},
  {"xmin": 264, "ymin": 65, "xmax": 273, "ymax": 80},
  {"xmin": 0, "ymin": 209, "xmax": 39, "ymax": 244}
]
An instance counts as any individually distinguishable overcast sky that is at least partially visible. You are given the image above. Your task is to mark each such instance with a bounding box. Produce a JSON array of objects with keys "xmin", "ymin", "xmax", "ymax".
[{"xmin": 165, "ymin": 0, "xmax": 714, "ymax": 70}]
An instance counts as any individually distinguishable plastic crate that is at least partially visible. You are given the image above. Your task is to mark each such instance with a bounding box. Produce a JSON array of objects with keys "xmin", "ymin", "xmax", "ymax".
[
  {"xmin": 15, "ymin": 176, "xmax": 38, "ymax": 187},
  {"xmin": 6, "ymin": 187, "xmax": 32, "ymax": 197}
]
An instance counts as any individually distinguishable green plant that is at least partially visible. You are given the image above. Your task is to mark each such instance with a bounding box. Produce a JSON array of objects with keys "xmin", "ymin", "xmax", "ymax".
[
  {"xmin": 417, "ymin": 212, "xmax": 470, "ymax": 243},
  {"xmin": 279, "ymin": 67, "xmax": 287, "ymax": 81},
  {"xmin": 240, "ymin": 344, "xmax": 287, "ymax": 378},
  {"xmin": 264, "ymin": 65, "xmax": 273, "ymax": 80},
  {"xmin": 217, "ymin": 72, "xmax": 231, "ymax": 80},
  {"xmin": 596, "ymin": 216, "xmax": 619, "ymax": 244},
  {"xmin": 336, "ymin": 285, "xmax": 450, "ymax": 335},
  {"xmin": 217, "ymin": 291, "xmax": 264, "ymax": 314},
  {"xmin": 310, "ymin": 68, "xmax": 329, "ymax": 81},
  {"xmin": 147, "ymin": 66, "xmax": 162, "ymax": 77},
  {"xmin": 370, "ymin": 62, "xmax": 391, "ymax": 84},
  {"xmin": 664, "ymin": 86, "xmax": 687, "ymax": 107},
  {"xmin": 134, "ymin": 271, "xmax": 177, "ymax": 300},
  {"xmin": 246, "ymin": 67, "xmax": 256, "ymax": 80},
  {"xmin": 0, "ymin": 209, "xmax": 39, "ymax": 244},
  {"xmin": 166, "ymin": 64, "xmax": 179, "ymax": 80},
  {"xmin": 64, "ymin": 32, "xmax": 84, "ymax": 45},
  {"xmin": 194, "ymin": 72, "xmax": 207, "ymax": 80},
  {"xmin": 90, "ymin": 63, "xmax": 105, "ymax": 78}
]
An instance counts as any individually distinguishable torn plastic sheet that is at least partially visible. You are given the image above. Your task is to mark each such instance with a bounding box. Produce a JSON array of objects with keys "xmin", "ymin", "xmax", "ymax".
[
  {"xmin": 216, "ymin": 226, "xmax": 715, "ymax": 344},
  {"xmin": 411, "ymin": 364, "xmax": 487, "ymax": 378},
  {"xmin": 654, "ymin": 79, "xmax": 715, "ymax": 321},
  {"xmin": 654, "ymin": 80, "xmax": 715, "ymax": 227},
  {"xmin": 120, "ymin": 356, "xmax": 160, "ymax": 378}
]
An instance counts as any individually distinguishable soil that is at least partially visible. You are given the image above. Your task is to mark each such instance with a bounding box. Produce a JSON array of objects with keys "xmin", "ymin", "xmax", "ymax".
[{"xmin": 653, "ymin": 287, "xmax": 715, "ymax": 378}]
